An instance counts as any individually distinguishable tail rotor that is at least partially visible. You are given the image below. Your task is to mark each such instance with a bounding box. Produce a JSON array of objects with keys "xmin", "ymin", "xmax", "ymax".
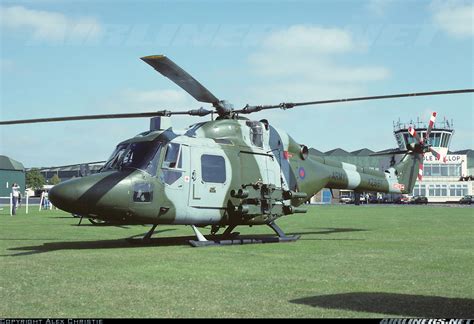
[{"xmin": 407, "ymin": 112, "xmax": 446, "ymax": 181}]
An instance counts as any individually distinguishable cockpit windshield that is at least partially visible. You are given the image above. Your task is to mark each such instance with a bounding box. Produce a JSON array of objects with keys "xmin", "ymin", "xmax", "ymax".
[{"xmin": 102, "ymin": 139, "xmax": 163, "ymax": 175}]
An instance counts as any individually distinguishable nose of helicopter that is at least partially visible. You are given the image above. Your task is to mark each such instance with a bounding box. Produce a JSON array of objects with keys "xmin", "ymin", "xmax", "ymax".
[
  {"xmin": 49, "ymin": 180, "xmax": 80, "ymax": 210},
  {"xmin": 49, "ymin": 171, "xmax": 132, "ymax": 215}
]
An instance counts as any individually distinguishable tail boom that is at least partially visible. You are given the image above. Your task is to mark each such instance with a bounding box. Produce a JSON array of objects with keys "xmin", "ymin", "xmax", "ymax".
[{"xmin": 297, "ymin": 154, "xmax": 419, "ymax": 197}]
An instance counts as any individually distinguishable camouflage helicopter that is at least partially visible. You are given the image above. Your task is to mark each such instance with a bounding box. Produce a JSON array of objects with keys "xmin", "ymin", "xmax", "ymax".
[{"xmin": 1, "ymin": 55, "xmax": 472, "ymax": 247}]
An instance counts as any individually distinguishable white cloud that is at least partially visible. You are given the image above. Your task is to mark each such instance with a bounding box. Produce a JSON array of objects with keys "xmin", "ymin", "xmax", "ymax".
[
  {"xmin": 96, "ymin": 88, "xmax": 195, "ymax": 114},
  {"xmin": 261, "ymin": 25, "xmax": 355, "ymax": 54},
  {"xmin": 95, "ymin": 88, "xmax": 200, "ymax": 130},
  {"xmin": 0, "ymin": 5, "xmax": 102, "ymax": 42},
  {"xmin": 0, "ymin": 58, "xmax": 15, "ymax": 72},
  {"xmin": 247, "ymin": 25, "xmax": 390, "ymax": 103},
  {"xmin": 121, "ymin": 89, "xmax": 190, "ymax": 107},
  {"xmin": 241, "ymin": 24, "xmax": 392, "ymax": 151},
  {"xmin": 431, "ymin": 0, "xmax": 474, "ymax": 38}
]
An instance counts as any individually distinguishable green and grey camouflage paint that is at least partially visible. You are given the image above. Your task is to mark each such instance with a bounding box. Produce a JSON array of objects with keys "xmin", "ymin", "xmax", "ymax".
[{"xmin": 49, "ymin": 118, "xmax": 419, "ymax": 227}]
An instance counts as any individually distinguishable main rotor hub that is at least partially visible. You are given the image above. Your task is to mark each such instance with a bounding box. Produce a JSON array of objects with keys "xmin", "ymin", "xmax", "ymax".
[{"xmin": 214, "ymin": 100, "xmax": 234, "ymax": 118}]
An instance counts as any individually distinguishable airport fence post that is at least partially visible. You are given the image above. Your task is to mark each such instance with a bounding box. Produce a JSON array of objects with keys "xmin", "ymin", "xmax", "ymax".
[{"xmin": 39, "ymin": 192, "xmax": 43, "ymax": 211}]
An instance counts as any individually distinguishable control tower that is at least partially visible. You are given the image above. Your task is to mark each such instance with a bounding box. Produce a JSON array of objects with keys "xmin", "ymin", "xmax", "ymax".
[
  {"xmin": 393, "ymin": 116, "xmax": 454, "ymax": 155},
  {"xmin": 392, "ymin": 116, "xmax": 470, "ymax": 202}
]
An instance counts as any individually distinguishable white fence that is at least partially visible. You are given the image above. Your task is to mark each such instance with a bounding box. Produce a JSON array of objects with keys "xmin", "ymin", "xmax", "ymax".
[
  {"xmin": 0, "ymin": 192, "xmax": 55, "ymax": 215},
  {"xmin": 0, "ymin": 192, "xmax": 29, "ymax": 215}
]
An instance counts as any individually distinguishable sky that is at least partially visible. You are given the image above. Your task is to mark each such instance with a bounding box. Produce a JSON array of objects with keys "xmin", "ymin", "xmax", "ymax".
[{"xmin": 0, "ymin": 0, "xmax": 473, "ymax": 168}]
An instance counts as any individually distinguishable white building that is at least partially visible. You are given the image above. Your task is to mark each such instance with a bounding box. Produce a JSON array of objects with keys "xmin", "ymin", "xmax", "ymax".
[{"xmin": 394, "ymin": 117, "xmax": 472, "ymax": 203}]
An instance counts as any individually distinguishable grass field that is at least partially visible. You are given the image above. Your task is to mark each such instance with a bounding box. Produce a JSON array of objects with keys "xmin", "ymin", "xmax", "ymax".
[{"xmin": 0, "ymin": 204, "xmax": 473, "ymax": 318}]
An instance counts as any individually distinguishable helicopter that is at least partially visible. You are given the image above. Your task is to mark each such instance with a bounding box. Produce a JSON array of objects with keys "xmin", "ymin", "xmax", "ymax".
[{"xmin": 1, "ymin": 55, "xmax": 472, "ymax": 247}]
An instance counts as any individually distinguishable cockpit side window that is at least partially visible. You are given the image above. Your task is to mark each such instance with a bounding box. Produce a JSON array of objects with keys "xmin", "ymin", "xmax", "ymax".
[
  {"xmin": 102, "ymin": 144, "xmax": 128, "ymax": 171},
  {"xmin": 101, "ymin": 140, "xmax": 163, "ymax": 175}
]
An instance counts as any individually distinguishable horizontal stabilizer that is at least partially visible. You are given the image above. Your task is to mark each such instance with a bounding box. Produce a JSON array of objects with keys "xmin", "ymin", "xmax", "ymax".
[{"xmin": 370, "ymin": 149, "xmax": 409, "ymax": 156}]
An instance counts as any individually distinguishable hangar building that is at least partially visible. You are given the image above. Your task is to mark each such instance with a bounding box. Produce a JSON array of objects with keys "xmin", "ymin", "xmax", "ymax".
[
  {"xmin": 35, "ymin": 162, "xmax": 103, "ymax": 183},
  {"xmin": 0, "ymin": 155, "xmax": 26, "ymax": 197}
]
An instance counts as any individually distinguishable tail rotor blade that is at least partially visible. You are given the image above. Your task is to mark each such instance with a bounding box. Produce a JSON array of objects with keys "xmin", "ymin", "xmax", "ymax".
[
  {"xmin": 408, "ymin": 127, "xmax": 424, "ymax": 144},
  {"xmin": 428, "ymin": 147, "xmax": 441, "ymax": 160},
  {"xmin": 428, "ymin": 147, "xmax": 447, "ymax": 163},
  {"xmin": 425, "ymin": 112, "xmax": 437, "ymax": 142},
  {"xmin": 418, "ymin": 161, "xmax": 424, "ymax": 181}
]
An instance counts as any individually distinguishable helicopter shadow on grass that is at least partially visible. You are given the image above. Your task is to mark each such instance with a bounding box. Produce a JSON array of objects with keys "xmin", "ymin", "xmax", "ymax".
[
  {"xmin": 289, "ymin": 292, "xmax": 474, "ymax": 318},
  {"xmin": 287, "ymin": 227, "xmax": 369, "ymax": 241},
  {"xmin": 47, "ymin": 216, "xmax": 78, "ymax": 219},
  {"xmin": 4, "ymin": 227, "xmax": 368, "ymax": 256},
  {"xmin": 4, "ymin": 229, "xmax": 184, "ymax": 257},
  {"xmin": 69, "ymin": 222, "xmax": 132, "ymax": 229}
]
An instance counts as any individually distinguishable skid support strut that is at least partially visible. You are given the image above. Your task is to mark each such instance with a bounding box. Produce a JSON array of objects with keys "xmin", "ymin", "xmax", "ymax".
[
  {"xmin": 143, "ymin": 224, "xmax": 158, "ymax": 241},
  {"xmin": 188, "ymin": 222, "xmax": 300, "ymax": 247}
]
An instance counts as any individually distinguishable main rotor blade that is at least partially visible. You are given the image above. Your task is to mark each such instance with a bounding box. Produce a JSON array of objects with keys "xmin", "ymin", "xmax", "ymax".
[
  {"xmin": 141, "ymin": 55, "xmax": 219, "ymax": 104},
  {"xmin": 237, "ymin": 89, "xmax": 474, "ymax": 114},
  {"xmin": 0, "ymin": 112, "xmax": 164, "ymax": 125},
  {"xmin": 0, "ymin": 108, "xmax": 213, "ymax": 125}
]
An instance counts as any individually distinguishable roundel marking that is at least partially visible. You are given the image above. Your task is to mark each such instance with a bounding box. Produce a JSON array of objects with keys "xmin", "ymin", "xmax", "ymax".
[{"xmin": 298, "ymin": 167, "xmax": 306, "ymax": 179}]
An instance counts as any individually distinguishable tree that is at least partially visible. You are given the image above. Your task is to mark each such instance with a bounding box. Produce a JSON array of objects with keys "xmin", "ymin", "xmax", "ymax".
[
  {"xmin": 50, "ymin": 174, "xmax": 61, "ymax": 185},
  {"xmin": 26, "ymin": 168, "xmax": 46, "ymax": 190}
]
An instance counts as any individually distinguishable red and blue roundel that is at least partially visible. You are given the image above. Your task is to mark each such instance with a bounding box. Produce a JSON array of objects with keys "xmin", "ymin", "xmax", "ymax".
[{"xmin": 298, "ymin": 167, "xmax": 306, "ymax": 179}]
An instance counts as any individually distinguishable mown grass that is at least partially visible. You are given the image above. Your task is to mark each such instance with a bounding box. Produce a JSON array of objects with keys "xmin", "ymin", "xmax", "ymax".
[{"xmin": 0, "ymin": 204, "xmax": 472, "ymax": 318}]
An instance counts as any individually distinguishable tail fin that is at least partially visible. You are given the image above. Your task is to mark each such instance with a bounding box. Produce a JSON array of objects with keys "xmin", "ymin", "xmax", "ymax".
[{"xmin": 393, "ymin": 153, "xmax": 422, "ymax": 194}]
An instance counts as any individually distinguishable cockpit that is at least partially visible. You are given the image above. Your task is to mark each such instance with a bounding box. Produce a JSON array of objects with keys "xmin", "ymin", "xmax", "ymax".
[
  {"xmin": 102, "ymin": 139, "xmax": 164, "ymax": 175},
  {"xmin": 101, "ymin": 134, "xmax": 184, "ymax": 184}
]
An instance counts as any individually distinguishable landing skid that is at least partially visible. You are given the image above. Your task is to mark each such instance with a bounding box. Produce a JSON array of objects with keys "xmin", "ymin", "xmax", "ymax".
[{"xmin": 188, "ymin": 221, "xmax": 300, "ymax": 247}]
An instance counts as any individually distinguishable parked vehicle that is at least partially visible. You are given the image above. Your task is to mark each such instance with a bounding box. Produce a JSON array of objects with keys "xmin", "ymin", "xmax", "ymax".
[
  {"xmin": 459, "ymin": 195, "xmax": 473, "ymax": 205},
  {"xmin": 394, "ymin": 194, "xmax": 411, "ymax": 204},
  {"xmin": 368, "ymin": 194, "xmax": 381, "ymax": 204},
  {"xmin": 409, "ymin": 195, "xmax": 428, "ymax": 204},
  {"xmin": 339, "ymin": 195, "xmax": 353, "ymax": 204}
]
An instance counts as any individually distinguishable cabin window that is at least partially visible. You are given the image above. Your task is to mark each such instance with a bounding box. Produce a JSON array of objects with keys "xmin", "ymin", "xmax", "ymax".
[
  {"xmin": 163, "ymin": 143, "xmax": 182, "ymax": 169},
  {"xmin": 247, "ymin": 121, "xmax": 264, "ymax": 148},
  {"xmin": 201, "ymin": 154, "xmax": 226, "ymax": 183},
  {"xmin": 144, "ymin": 145, "xmax": 163, "ymax": 176},
  {"xmin": 161, "ymin": 143, "xmax": 183, "ymax": 185}
]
